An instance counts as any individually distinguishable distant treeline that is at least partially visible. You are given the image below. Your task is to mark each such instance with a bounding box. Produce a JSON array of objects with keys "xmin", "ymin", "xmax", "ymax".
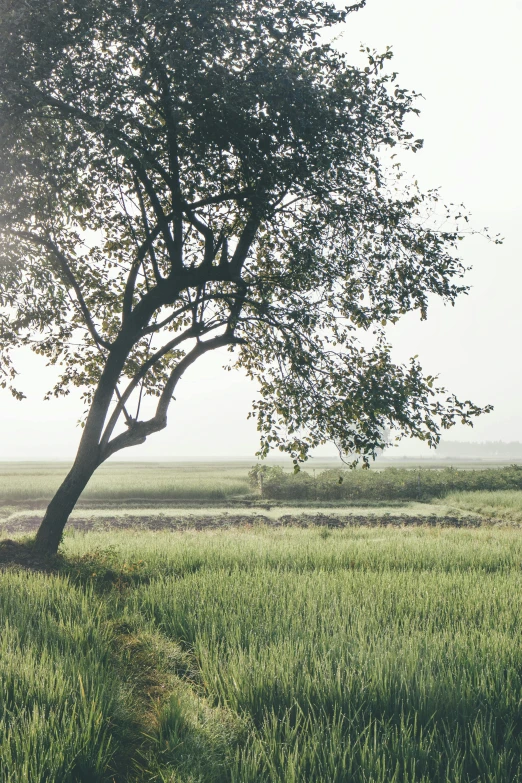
[
  {"xmin": 249, "ymin": 465, "xmax": 522, "ymax": 502},
  {"xmin": 436, "ymin": 441, "xmax": 522, "ymax": 458}
]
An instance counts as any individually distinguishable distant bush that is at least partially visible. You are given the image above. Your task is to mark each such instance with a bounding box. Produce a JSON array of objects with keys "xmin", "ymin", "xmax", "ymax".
[{"xmin": 249, "ymin": 465, "xmax": 522, "ymax": 502}]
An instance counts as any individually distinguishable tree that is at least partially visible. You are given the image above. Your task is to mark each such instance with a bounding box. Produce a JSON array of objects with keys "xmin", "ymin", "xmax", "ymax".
[{"xmin": 0, "ymin": 0, "xmax": 493, "ymax": 554}]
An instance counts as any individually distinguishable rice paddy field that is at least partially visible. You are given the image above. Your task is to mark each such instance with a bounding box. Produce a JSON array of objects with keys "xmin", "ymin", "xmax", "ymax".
[
  {"xmin": 2, "ymin": 459, "xmax": 522, "ymax": 505},
  {"xmin": 2, "ymin": 461, "xmax": 522, "ymax": 781},
  {"xmin": 0, "ymin": 461, "xmax": 253, "ymax": 503}
]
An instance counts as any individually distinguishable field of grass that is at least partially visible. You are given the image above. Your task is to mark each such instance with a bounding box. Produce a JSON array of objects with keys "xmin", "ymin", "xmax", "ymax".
[
  {"xmin": 440, "ymin": 489, "xmax": 522, "ymax": 523},
  {"xmin": 0, "ymin": 461, "xmax": 252, "ymax": 503},
  {"xmin": 2, "ymin": 525, "xmax": 522, "ymax": 781},
  {"xmin": 3, "ymin": 460, "xmax": 522, "ymax": 508},
  {"xmin": 0, "ymin": 570, "xmax": 121, "ymax": 781}
]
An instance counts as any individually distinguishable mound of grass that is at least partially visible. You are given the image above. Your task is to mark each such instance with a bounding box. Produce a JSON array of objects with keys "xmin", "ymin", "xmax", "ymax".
[{"xmin": 440, "ymin": 489, "xmax": 522, "ymax": 523}]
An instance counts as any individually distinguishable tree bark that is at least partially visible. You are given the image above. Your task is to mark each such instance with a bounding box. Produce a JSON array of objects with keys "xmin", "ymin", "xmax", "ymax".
[
  {"xmin": 34, "ymin": 452, "xmax": 99, "ymax": 554},
  {"xmin": 34, "ymin": 335, "xmax": 135, "ymax": 554}
]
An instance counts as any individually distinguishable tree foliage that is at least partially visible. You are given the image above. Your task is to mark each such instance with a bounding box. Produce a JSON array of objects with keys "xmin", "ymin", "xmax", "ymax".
[{"xmin": 0, "ymin": 0, "xmax": 493, "ymax": 472}]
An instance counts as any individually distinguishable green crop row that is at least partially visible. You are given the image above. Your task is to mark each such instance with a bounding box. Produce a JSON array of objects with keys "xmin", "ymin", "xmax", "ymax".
[
  {"xmin": 0, "ymin": 462, "xmax": 250, "ymax": 502},
  {"xmin": 3, "ymin": 461, "xmax": 522, "ymax": 506}
]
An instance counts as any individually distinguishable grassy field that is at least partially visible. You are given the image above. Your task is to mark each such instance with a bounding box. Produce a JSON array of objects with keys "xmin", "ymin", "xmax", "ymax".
[
  {"xmin": 3, "ymin": 462, "xmax": 522, "ymax": 781},
  {"xmin": 0, "ymin": 461, "xmax": 252, "ymax": 503},
  {"xmin": 437, "ymin": 489, "xmax": 522, "ymax": 524},
  {"xmin": 2, "ymin": 460, "xmax": 522, "ymax": 507},
  {"xmin": 2, "ymin": 524, "xmax": 522, "ymax": 781}
]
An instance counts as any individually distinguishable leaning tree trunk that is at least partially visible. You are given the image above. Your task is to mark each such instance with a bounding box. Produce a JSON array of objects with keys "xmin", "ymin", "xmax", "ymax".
[
  {"xmin": 32, "ymin": 316, "xmax": 230, "ymax": 554},
  {"xmin": 34, "ymin": 334, "xmax": 135, "ymax": 554},
  {"xmin": 34, "ymin": 452, "xmax": 100, "ymax": 554}
]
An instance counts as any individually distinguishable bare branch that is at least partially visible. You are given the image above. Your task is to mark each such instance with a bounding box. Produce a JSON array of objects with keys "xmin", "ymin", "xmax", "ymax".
[
  {"xmin": 100, "ymin": 331, "xmax": 240, "ymax": 461},
  {"xmin": 99, "ymin": 324, "xmax": 197, "ymax": 449},
  {"xmin": 129, "ymin": 157, "xmax": 180, "ymax": 271}
]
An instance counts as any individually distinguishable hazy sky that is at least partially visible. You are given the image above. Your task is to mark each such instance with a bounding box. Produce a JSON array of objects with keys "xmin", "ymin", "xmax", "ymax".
[{"xmin": 1, "ymin": 0, "xmax": 521, "ymax": 460}]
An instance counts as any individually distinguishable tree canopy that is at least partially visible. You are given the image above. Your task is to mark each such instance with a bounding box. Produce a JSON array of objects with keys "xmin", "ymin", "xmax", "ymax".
[{"xmin": 0, "ymin": 0, "xmax": 493, "ymax": 550}]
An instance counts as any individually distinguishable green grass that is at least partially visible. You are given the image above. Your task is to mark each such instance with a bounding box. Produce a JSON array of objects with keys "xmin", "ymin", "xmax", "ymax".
[
  {"xmin": 3, "ymin": 460, "xmax": 522, "ymax": 507},
  {"xmin": 0, "ymin": 570, "xmax": 123, "ymax": 782},
  {"xmin": 440, "ymin": 489, "xmax": 522, "ymax": 523},
  {"xmin": 0, "ymin": 461, "xmax": 251, "ymax": 503},
  {"xmin": 3, "ymin": 526, "xmax": 522, "ymax": 781}
]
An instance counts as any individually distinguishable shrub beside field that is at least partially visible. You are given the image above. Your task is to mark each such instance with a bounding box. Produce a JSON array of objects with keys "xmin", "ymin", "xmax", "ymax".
[
  {"xmin": 2, "ymin": 527, "xmax": 522, "ymax": 781},
  {"xmin": 250, "ymin": 464, "xmax": 522, "ymax": 502}
]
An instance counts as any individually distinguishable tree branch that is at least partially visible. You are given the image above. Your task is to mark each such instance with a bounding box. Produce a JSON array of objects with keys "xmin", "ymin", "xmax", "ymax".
[
  {"xmin": 230, "ymin": 211, "xmax": 264, "ymax": 276},
  {"xmin": 185, "ymin": 190, "xmax": 255, "ymax": 211},
  {"xmin": 99, "ymin": 332, "xmax": 240, "ymax": 461},
  {"xmin": 140, "ymin": 28, "xmax": 185, "ymax": 264},
  {"xmin": 180, "ymin": 205, "xmax": 216, "ymax": 269},
  {"xmin": 12, "ymin": 231, "xmax": 111, "ymax": 350},
  {"xmin": 133, "ymin": 175, "xmax": 163, "ymax": 285},
  {"xmin": 140, "ymin": 301, "xmax": 193, "ymax": 336},
  {"xmin": 130, "ymin": 156, "xmax": 181, "ymax": 271},
  {"xmin": 30, "ymin": 88, "xmax": 174, "ymax": 187},
  {"xmin": 99, "ymin": 324, "xmax": 197, "ymax": 450}
]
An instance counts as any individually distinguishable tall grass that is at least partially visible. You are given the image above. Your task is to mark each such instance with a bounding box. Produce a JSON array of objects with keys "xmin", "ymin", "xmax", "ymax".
[
  {"xmin": 0, "ymin": 461, "xmax": 250, "ymax": 503},
  {"xmin": 4, "ymin": 526, "xmax": 522, "ymax": 781},
  {"xmin": 441, "ymin": 489, "xmax": 522, "ymax": 523},
  {"xmin": 125, "ymin": 532, "xmax": 522, "ymax": 781},
  {"xmin": 63, "ymin": 525, "xmax": 522, "ymax": 576},
  {"xmin": 77, "ymin": 526, "xmax": 522, "ymax": 783},
  {"xmin": 0, "ymin": 571, "xmax": 123, "ymax": 782}
]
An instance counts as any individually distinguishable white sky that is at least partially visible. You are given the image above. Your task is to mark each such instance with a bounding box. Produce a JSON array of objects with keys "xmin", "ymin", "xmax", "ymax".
[{"xmin": 1, "ymin": 0, "xmax": 521, "ymax": 460}]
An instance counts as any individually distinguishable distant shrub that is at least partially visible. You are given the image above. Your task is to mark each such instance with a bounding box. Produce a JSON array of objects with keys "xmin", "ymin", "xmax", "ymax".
[{"xmin": 249, "ymin": 465, "xmax": 522, "ymax": 502}]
